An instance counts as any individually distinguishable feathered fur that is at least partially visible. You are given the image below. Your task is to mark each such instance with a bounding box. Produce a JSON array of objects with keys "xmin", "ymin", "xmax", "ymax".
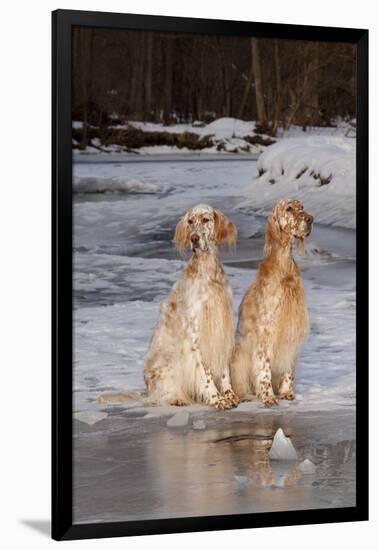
[
  {"xmin": 144, "ymin": 204, "xmax": 239, "ymax": 409},
  {"xmin": 231, "ymin": 199, "xmax": 313, "ymax": 406}
]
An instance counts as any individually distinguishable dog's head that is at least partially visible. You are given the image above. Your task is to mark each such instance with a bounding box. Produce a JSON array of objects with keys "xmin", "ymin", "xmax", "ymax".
[
  {"xmin": 265, "ymin": 199, "xmax": 313, "ymax": 255},
  {"xmin": 271, "ymin": 199, "xmax": 313, "ymax": 240},
  {"xmin": 174, "ymin": 204, "xmax": 237, "ymax": 255}
]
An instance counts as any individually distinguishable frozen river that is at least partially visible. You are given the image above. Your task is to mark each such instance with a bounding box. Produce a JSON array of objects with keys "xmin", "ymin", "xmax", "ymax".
[{"xmin": 72, "ymin": 155, "xmax": 356, "ymax": 524}]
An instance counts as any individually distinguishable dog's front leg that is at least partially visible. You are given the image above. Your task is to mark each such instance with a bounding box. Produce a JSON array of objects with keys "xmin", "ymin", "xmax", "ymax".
[
  {"xmin": 255, "ymin": 359, "xmax": 278, "ymax": 406},
  {"xmin": 199, "ymin": 364, "xmax": 233, "ymax": 410},
  {"xmin": 254, "ymin": 323, "xmax": 278, "ymax": 407},
  {"xmin": 278, "ymin": 372, "xmax": 295, "ymax": 400},
  {"xmin": 220, "ymin": 369, "xmax": 240, "ymax": 408},
  {"xmin": 188, "ymin": 316, "xmax": 232, "ymax": 410}
]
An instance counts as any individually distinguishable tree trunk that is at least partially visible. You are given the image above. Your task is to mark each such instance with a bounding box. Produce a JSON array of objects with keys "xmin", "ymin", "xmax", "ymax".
[
  {"xmin": 129, "ymin": 33, "xmax": 145, "ymax": 120},
  {"xmin": 79, "ymin": 28, "xmax": 93, "ymax": 150},
  {"xmin": 196, "ymin": 40, "xmax": 205, "ymax": 121},
  {"xmin": 218, "ymin": 38, "xmax": 231, "ymax": 117},
  {"xmin": 237, "ymin": 38, "xmax": 254, "ymax": 119},
  {"xmin": 163, "ymin": 38, "xmax": 173, "ymax": 125},
  {"xmin": 251, "ymin": 37, "xmax": 267, "ymax": 124},
  {"xmin": 271, "ymin": 39, "xmax": 282, "ymax": 136},
  {"xmin": 144, "ymin": 32, "xmax": 154, "ymax": 119},
  {"xmin": 311, "ymin": 41, "xmax": 320, "ymax": 125}
]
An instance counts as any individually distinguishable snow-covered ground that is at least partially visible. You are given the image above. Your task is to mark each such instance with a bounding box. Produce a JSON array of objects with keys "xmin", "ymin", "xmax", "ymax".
[
  {"xmin": 73, "ymin": 116, "xmax": 355, "ymax": 156},
  {"xmin": 73, "ymin": 149, "xmax": 356, "ymax": 417},
  {"xmin": 128, "ymin": 117, "xmax": 258, "ymax": 137},
  {"xmin": 72, "ymin": 142, "xmax": 356, "ymax": 522},
  {"xmin": 73, "ymin": 117, "xmax": 269, "ymax": 155}
]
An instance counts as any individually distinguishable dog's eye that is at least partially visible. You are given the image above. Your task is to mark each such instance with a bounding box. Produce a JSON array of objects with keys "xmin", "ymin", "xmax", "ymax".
[
  {"xmin": 286, "ymin": 206, "xmax": 293, "ymax": 212},
  {"xmin": 188, "ymin": 219, "xmax": 193, "ymax": 225},
  {"xmin": 202, "ymin": 217, "xmax": 210, "ymax": 224}
]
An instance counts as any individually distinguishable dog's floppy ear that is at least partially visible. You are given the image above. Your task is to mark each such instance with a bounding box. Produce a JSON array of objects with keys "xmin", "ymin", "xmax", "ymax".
[
  {"xmin": 173, "ymin": 215, "xmax": 190, "ymax": 255},
  {"xmin": 270, "ymin": 205, "xmax": 282, "ymax": 236},
  {"xmin": 295, "ymin": 236, "xmax": 305, "ymax": 254},
  {"xmin": 214, "ymin": 209, "xmax": 237, "ymax": 247},
  {"xmin": 264, "ymin": 204, "xmax": 282, "ymax": 256}
]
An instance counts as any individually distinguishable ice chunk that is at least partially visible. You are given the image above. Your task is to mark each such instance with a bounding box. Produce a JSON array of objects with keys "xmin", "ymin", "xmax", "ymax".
[
  {"xmin": 269, "ymin": 428, "xmax": 298, "ymax": 460},
  {"xmin": 298, "ymin": 459, "xmax": 316, "ymax": 474},
  {"xmin": 74, "ymin": 410, "xmax": 108, "ymax": 426},
  {"xmin": 193, "ymin": 420, "xmax": 206, "ymax": 430},
  {"xmin": 167, "ymin": 410, "xmax": 190, "ymax": 427}
]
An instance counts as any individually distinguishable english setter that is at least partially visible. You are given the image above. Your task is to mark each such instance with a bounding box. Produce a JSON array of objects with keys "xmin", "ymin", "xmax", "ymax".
[
  {"xmin": 144, "ymin": 204, "xmax": 240, "ymax": 409},
  {"xmin": 230, "ymin": 199, "xmax": 313, "ymax": 406}
]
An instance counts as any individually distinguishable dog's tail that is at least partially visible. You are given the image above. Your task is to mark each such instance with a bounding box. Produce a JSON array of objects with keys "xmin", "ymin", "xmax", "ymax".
[{"xmin": 96, "ymin": 389, "xmax": 146, "ymax": 405}]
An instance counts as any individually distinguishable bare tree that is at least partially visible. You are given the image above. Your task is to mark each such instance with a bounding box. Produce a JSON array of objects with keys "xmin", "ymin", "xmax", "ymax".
[
  {"xmin": 72, "ymin": 28, "xmax": 357, "ymax": 134},
  {"xmin": 251, "ymin": 38, "xmax": 267, "ymax": 124},
  {"xmin": 218, "ymin": 38, "xmax": 232, "ymax": 117},
  {"xmin": 75, "ymin": 27, "xmax": 94, "ymax": 149},
  {"xmin": 144, "ymin": 32, "xmax": 154, "ymax": 119},
  {"xmin": 237, "ymin": 39, "xmax": 254, "ymax": 120},
  {"xmin": 271, "ymin": 39, "xmax": 282, "ymax": 135},
  {"xmin": 163, "ymin": 37, "xmax": 173, "ymax": 125}
]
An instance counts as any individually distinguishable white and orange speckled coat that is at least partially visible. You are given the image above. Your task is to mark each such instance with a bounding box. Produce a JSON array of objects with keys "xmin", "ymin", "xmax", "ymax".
[
  {"xmin": 144, "ymin": 204, "xmax": 240, "ymax": 409},
  {"xmin": 231, "ymin": 199, "xmax": 313, "ymax": 406}
]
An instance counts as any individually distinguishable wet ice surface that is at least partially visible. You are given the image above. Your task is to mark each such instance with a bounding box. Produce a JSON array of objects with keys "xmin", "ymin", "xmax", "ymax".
[
  {"xmin": 73, "ymin": 156, "xmax": 356, "ymax": 523},
  {"xmin": 73, "ymin": 410, "xmax": 355, "ymax": 524}
]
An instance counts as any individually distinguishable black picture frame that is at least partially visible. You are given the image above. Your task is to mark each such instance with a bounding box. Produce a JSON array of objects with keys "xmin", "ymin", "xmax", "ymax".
[{"xmin": 52, "ymin": 9, "xmax": 369, "ymax": 541}]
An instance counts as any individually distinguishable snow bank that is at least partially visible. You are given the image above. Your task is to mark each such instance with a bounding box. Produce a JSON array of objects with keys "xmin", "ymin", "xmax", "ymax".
[
  {"xmin": 257, "ymin": 137, "xmax": 355, "ymax": 194},
  {"xmin": 73, "ymin": 176, "xmax": 159, "ymax": 194},
  {"xmin": 239, "ymin": 137, "xmax": 356, "ymax": 228},
  {"xmin": 73, "ymin": 117, "xmax": 273, "ymax": 155},
  {"xmin": 126, "ymin": 117, "xmax": 257, "ymax": 139}
]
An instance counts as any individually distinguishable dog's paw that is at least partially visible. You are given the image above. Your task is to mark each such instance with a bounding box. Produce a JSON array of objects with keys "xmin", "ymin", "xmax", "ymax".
[
  {"xmin": 261, "ymin": 395, "xmax": 279, "ymax": 407},
  {"xmin": 211, "ymin": 394, "xmax": 233, "ymax": 410},
  {"xmin": 215, "ymin": 399, "xmax": 233, "ymax": 410},
  {"xmin": 279, "ymin": 392, "xmax": 295, "ymax": 401},
  {"xmin": 170, "ymin": 399, "xmax": 189, "ymax": 406},
  {"xmin": 224, "ymin": 389, "xmax": 240, "ymax": 408}
]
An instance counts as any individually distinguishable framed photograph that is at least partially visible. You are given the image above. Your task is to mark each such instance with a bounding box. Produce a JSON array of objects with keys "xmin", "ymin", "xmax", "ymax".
[{"xmin": 52, "ymin": 9, "xmax": 368, "ymax": 541}]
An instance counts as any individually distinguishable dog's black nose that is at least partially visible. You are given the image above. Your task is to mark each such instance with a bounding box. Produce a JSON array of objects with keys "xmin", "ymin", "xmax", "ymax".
[
  {"xmin": 191, "ymin": 233, "xmax": 200, "ymax": 244},
  {"xmin": 305, "ymin": 214, "xmax": 313, "ymax": 224}
]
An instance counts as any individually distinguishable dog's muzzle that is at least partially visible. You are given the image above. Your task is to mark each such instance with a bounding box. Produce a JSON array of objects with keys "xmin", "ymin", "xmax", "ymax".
[
  {"xmin": 190, "ymin": 233, "xmax": 200, "ymax": 249},
  {"xmin": 304, "ymin": 213, "xmax": 313, "ymax": 236},
  {"xmin": 295, "ymin": 213, "xmax": 313, "ymax": 238}
]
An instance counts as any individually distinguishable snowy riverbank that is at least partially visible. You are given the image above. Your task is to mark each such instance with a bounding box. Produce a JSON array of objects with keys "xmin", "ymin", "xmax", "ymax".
[
  {"xmin": 73, "ymin": 154, "xmax": 355, "ymax": 416},
  {"xmin": 72, "ymin": 117, "xmax": 355, "ymax": 156},
  {"xmin": 73, "ymin": 119, "xmax": 356, "ymax": 228}
]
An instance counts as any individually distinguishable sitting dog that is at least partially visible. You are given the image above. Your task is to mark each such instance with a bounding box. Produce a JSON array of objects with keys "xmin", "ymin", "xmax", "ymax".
[
  {"xmin": 144, "ymin": 204, "xmax": 240, "ymax": 409},
  {"xmin": 231, "ymin": 199, "xmax": 313, "ymax": 406}
]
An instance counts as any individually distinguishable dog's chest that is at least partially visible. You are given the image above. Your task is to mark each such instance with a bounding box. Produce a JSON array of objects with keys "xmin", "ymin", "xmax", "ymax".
[
  {"xmin": 187, "ymin": 275, "xmax": 234, "ymax": 373},
  {"xmin": 186, "ymin": 274, "xmax": 232, "ymax": 317},
  {"xmin": 275, "ymin": 275, "xmax": 309, "ymax": 342}
]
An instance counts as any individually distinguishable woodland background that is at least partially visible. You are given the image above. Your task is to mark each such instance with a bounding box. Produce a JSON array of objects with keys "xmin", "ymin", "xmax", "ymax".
[{"xmin": 72, "ymin": 27, "xmax": 356, "ymax": 149}]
